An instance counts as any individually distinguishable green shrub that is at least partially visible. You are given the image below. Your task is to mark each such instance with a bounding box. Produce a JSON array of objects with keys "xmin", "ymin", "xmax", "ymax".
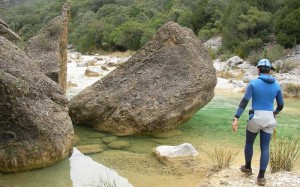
[
  {"xmin": 198, "ymin": 27, "xmax": 219, "ymax": 42},
  {"xmin": 237, "ymin": 38, "xmax": 263, "ymax": 58},
  {"xmin": 219, "ymin": 49, "xmax": 233, "ymax": 62},
  {"xmin": 234, "ymin": 48, "xmax": 246, "ymax": 59},
  {"xmin": 263, "ymin": 44, "xmax": 285, "ymax": 62},
  {"xmin": 207, "ymin": 47, "xmax": 217, "ymax": 60},
  {"xmin": 37, "ymin": 33, "xmax": 52, "ymax": 50},
  {"xmin": 48, "ymin": 21, "xmax": 63, "ymax": 36},
  {"xmin": 248, "ymin": 51, "xmax": 263, "ymax": 66},
  {"xmin": 276, "ymin": 32, "xmax": 296, "ymax": 49},
  {"xmin": 16, "ymin": 40, "xmax": 26, "ymax": 51}
]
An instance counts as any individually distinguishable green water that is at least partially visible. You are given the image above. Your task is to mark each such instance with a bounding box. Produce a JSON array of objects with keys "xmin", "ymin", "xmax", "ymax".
[{"xmin": 1, "ymin": 92, "xmax": 299, "ymax": 187}]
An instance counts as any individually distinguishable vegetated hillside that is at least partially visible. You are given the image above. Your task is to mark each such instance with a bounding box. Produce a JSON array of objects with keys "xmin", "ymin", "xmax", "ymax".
[
  {"xmin": 0, "ymin": 0, "xmax": 45, "ymax": 8},
  {"xmin": 0, "ymin": 0, "xmax": 28, "ymax": 8},
  {"xmin": 0, "ymin": 0, "xmax": 61, "ymax": 40},
  {"xmin": 1, "ymin": 0, "xmax": 299, "ymax": 57}
]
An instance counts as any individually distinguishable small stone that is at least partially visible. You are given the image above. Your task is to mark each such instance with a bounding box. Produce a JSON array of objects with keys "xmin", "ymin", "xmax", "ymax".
[
  {"xmin": 76, "ymin": 144, "xmax": 103, "ymax": 154},
  {"xmin": 67, "ymin": 81, "xmax": 78, "ymax": 88},
  {"xmin": 102, "ymin": 136, "xmax": 118, "ymax": 144},
  {"xmin": 107, "ymin": 141, "xmax": 130, "ymax": 149},
  {"xmin": 85, "ymin": 67, "xmax": 102, "ymax": 77}
]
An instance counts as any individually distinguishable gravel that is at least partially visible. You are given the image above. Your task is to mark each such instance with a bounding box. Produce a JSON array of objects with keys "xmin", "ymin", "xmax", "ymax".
[{"xmin": 199, "ymin": 166, "xmax": 300, "ymax": 186}]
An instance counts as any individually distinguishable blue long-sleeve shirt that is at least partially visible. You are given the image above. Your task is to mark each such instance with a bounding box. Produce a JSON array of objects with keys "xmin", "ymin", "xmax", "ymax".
[{"xmin": 235, "ymin": 73, "xmax": 284, "ymax": 118}]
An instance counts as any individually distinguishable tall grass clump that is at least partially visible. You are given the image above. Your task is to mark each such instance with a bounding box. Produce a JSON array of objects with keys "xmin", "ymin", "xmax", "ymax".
[
  {"xmin": 217, "ymin": 70, "xmax": 234, "ymax": 79},
  {"xmin": 206, "ymin": 146, "xmax": 239, "ymax": 170},
  {"xmin": 280, "ymin": 61, "xmax": 298, "ymax": 73},
  {"xmin": 207, "ymin": 47, "xmax": 217, "ymax": 60},
  {"xmin": 270, "ymin": 130, "xmax": 300, "ymax": 173},
  {"xmin": 285, "ymin": 83, "xmax": 300, "ymax": 97},
  {"xmin": 38, "ymin": 33, "xmax": 52, "ymax": 50}
]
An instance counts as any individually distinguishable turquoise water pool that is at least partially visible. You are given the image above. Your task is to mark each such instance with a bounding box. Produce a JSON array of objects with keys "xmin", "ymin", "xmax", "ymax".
[{"xmin": 1, "ymin": 92, "xmax": 299, "ymax": 187}]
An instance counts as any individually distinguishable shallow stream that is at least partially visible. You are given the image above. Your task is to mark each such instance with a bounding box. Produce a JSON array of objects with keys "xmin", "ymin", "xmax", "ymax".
[{"xmin": 1, "ymin": 61, "xmax": 299, "ymax": 187}]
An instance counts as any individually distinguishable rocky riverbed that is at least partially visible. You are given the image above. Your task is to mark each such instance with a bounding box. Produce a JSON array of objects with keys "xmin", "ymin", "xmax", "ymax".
[
  {"xmin": 213, "ymin": 55, "xmax": 300, "ymax": 96},
  {"xmin": 68, "ymin": 43, "xmax": 300, "ymax": 98},
  {"xmin": 66, "ymin": 50, "xmax": 300, "ymax": 186},
  {"xmin": 200, "ymin": 166, "xmax": 300, "ymax": 186}
]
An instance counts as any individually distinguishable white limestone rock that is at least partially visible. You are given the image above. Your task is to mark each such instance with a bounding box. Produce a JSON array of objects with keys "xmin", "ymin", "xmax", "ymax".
[
  {"xmin": 154, "ymin": 143, "xmax": 198, "ymax": 164},
  {"xmin": 85, "ymin": 66, "xmax": 103, "ymax": 77},
  {"xmin": 226, "ymin": 56, "xmax": 243, "ymax": 67}
]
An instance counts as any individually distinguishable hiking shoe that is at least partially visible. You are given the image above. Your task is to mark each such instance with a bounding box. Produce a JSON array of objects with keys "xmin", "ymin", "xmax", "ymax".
[
  {"xmin": 240, "ymin": 165, "xmax": 252, "ymax": 175},
  {"xmin": 257, "ymin": 177, "xmax": 266, "ymax": 186}
]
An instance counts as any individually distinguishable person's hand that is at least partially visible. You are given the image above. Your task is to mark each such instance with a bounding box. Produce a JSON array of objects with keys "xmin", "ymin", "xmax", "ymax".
[{"xmin": 232, "ymin": 118, "xmax": 238, "ymax": 132}]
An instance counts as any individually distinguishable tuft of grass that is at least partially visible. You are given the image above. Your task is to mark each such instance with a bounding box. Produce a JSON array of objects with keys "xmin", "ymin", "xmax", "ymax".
[
  {"xmin": 217, "ymin": 70, "xmax": 234, "ymax": 79},
  {"xmin": 207, "ymin": 47, "xmax": 217, "ymax": 60},
  {"xmin": 38, "ymin": 33, "xmax": 52, "ymax": 50},
  {"xmin": 0, "ymin": 180, "xmax": 9, "ymax": 187},
  {"xmin": 280, "ymin": 61, "xmax": 297, "ymax": 73},
  {"xmin": 248, "ymin": 50, "xmax": 262, "ymax": 66},
  {"xmin": 284, "ymin": 83, "xmax": 300, "ymax": 97},
  {"xmin": 235, "ymin": 69, "xmax": 246, "ymax": 80},
  {"xmin": 47, "ymin": 21, "xmax": 62, "ymax": 36},
  {"xmin": 270, "ymin": 130, "xmax": 300, "ymax": 173},
  {"xmin": 206, "ymin": 146, "xmax": 239, "ymax": 171}
]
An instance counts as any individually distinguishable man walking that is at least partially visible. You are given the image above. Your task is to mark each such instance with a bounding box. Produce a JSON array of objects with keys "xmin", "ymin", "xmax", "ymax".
[{"xmin": 232, "ymin": 59, "xmax": 284, "ymax": 186}]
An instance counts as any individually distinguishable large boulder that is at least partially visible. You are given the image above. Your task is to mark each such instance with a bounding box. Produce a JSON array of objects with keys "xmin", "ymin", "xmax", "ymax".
[
  {"xmin": 25, "ymin": 3, "xmax": 70, "ymax": 93},
  {"xmin": 0, "ymin": 36, "xmax": 75, "ymax": 172},
  {"xmin": 69, "ymin": 22, "xmax": 217, "ymax": 136}
]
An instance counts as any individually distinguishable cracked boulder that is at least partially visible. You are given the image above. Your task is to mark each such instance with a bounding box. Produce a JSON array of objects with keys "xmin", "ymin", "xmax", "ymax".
[{"xmin": 69, "ymin": 22, "xmax": 216, "ymax": 136}]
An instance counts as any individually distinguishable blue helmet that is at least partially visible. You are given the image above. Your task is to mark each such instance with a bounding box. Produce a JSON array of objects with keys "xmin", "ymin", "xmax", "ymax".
[{"xmin": 257, "ymin": 59, "xmax": 275, "ymax": 70}]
